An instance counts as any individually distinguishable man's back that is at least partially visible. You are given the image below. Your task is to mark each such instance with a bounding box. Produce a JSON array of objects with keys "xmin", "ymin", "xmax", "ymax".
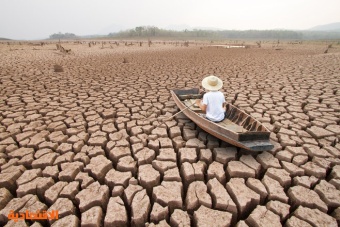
[{"xmin": 202, "ymin": 91, "xmax": 225, "ymax": 122}]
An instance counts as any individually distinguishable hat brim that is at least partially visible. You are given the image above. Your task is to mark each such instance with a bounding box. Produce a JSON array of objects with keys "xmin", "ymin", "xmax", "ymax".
[{"xmin": 202, "ymin": 77, "xmax": 223, "ymax": 91}]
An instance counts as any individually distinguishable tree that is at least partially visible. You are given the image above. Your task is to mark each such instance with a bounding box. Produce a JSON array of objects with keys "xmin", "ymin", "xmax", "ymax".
[
  {"xmin": 49, "ymin": 32, "xmax": 78, "ymax": 39},
  {"xmin": 135, "ymin": 27, "xmax": 144, "ymax": 36}
]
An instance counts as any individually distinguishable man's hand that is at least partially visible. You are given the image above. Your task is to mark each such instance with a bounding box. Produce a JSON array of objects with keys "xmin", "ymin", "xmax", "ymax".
[
  {"xmin": 223, "ymin": 102, "xmax": 226, "ymax": 111},
  {"xmin": 195, "ymin": 99, "xmax": 201, "ymax": 107},
  {"xmin": 196, "ymin": 99, "xmax": 207, "ymax": 112}
]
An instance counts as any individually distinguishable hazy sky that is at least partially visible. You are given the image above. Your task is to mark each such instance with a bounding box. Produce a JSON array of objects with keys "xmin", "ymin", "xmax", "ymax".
[{"xmin": 1, "ymin": 0, "xmax": 339, "ymax": 40}]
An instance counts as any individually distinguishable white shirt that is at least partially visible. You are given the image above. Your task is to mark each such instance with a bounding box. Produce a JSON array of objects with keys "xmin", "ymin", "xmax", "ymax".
[{"xmin": 202, "ymin": 91, "xmax": 226, "ymax": 122}]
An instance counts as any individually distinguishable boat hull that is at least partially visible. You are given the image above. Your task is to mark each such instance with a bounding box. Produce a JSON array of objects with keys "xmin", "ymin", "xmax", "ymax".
[{"xmin": 171, "ymin": 89, "xmax": 274, "ymax": 151}]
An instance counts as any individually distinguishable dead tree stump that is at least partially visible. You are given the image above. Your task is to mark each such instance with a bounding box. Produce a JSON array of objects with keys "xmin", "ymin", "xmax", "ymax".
[{"xmin": 54, "ymin": 64, "xmax": 64, "ymax": 72}]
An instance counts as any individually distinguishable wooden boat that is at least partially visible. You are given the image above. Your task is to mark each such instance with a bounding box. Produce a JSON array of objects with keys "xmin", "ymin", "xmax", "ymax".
[{"xmin": 171, "ymin": 88, "xmax": 274, "ymax": 151}]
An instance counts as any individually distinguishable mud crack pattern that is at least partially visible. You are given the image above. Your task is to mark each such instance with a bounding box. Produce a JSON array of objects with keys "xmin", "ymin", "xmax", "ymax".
[{"xmin": 0, "ymin": 41, "xmax": 340, "ymax": 226}]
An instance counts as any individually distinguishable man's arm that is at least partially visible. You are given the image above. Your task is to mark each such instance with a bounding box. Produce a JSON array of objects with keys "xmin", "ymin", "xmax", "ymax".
[{"xmin": 195, "ymin": 99, "xmax": 207, "ymax": 112}]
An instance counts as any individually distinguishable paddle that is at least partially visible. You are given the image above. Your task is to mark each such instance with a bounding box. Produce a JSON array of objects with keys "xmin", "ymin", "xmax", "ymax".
[
  {"xmin": 142, "ymin": 99, "xmax": 196, "ymax": 121},
  {"xmin": 142, "ymin": 88, "xmax": 204, "ymax": 126},
  {"xmin": 161, "ymin": 101, "xmax": 197, "ymax": 121}
]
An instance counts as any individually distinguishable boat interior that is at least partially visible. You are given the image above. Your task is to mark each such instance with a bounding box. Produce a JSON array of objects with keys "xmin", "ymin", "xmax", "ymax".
[{"xmin": 178, "ymin": 93, "xmax": 267, "ymax": 133}]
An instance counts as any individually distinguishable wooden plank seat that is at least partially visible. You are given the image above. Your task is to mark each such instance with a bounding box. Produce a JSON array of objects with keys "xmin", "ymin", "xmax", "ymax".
[{"xmin": 217, "ymin": 120, "xmax": 247, "ymax": 133}]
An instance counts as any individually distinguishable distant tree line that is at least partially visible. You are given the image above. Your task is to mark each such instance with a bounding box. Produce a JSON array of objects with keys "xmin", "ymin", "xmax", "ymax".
[
  {"xmin": 49, "ymin": 32, "xmax": 78, "ymax": 39},
  {"xmin": 301, "ymin": 31, "xmax": 340, "ymax": 40},
  {"xmin": 220, "ymin": 30, "xmax": 303, "ymax": 39},
  {"xmin": 109, "ymin": 26, "xmax": 340, "ymax": 40},
  {"xmin": 109, "ymin": 26, "xmax": 219, "ymax": 38},
  {"xmin": 47, "ymin": 27, "xmax": 340, "ymax": 40}
]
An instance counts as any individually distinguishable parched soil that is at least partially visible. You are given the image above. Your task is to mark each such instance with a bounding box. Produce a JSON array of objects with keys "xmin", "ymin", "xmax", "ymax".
[{"xmin": 0, "ymin": 40, "xmax": 340, "ymax": 227}]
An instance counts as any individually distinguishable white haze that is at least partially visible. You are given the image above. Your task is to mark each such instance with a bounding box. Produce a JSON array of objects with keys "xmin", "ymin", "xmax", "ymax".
[{"xmin": 0, "ymin": 0, "xmax": 339, "ymax": 40}]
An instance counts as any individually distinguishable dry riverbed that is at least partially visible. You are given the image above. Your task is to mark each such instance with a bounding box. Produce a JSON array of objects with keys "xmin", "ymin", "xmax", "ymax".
[{"xmin": 0, "ymin": 40, "xmax": 340, "ymax": 226}]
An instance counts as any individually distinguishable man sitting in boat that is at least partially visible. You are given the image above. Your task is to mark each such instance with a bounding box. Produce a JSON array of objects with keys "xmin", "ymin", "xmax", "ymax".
[{"xmin": 195, "ymin": 75, "xmax": 226, "ymax": 122}]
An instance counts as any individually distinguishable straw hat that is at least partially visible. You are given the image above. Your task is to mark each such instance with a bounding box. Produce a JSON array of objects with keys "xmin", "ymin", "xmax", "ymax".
[{"xmin": 202, "ymin": 75, "xmax": 223, "ymax": 91}]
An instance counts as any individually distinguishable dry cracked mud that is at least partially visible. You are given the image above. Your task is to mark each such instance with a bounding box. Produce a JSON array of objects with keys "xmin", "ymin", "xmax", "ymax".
[{"xmin": 0, "ymin": 40, "xmax": 339, "ymax": 226}]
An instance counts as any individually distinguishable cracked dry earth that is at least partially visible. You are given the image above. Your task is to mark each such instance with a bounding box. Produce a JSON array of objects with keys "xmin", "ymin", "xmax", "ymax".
[{"xmin": 0, "ymin": 41, "xmax": 340, "ymax": 227}]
